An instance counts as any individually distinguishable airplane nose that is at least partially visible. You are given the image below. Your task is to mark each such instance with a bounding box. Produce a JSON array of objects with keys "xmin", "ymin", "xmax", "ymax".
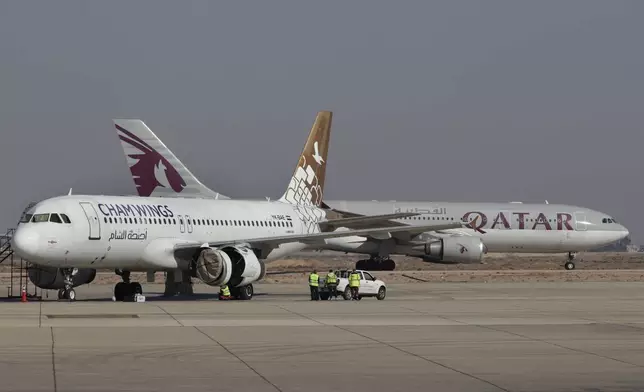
[{"xmin": 10, "ymin": 228, "xmax": 40, "ymax": 259}]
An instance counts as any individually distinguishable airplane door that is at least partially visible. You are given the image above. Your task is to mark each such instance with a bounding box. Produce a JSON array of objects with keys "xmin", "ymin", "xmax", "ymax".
[
  {"xmin": 79, "ymin": 202, "xmax": 101, "ymax": 240},
  {"xmin": 574, "ymin": 212, "xmax": 587, "ymax": 231},
  {"xmin": 178, "ymin": 215, "xmax": 185, "ymax": 233},
  {"xmin": 185, "ymin": 215, "xmax": 193, "ymax": 233}
]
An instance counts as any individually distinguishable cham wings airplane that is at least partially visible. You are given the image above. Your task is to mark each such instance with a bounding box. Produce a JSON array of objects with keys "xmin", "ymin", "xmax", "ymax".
[
  {"xmin": 110, "ymin": 112, "xmax": 630, "ymax": 272},
  {"xmin": 10, "ymin": 111, "xmax": 461, "ymax": 301}
]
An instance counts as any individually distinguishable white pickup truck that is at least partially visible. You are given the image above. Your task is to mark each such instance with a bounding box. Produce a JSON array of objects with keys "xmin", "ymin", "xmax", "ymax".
[{"xmin": 318, "ymin": 269, "xmax": 387, "ymax": 301}]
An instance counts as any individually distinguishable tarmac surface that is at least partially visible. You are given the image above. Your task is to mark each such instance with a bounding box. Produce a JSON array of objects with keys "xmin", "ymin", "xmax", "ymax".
[{"xmin": 1, "ymin": 282, "xmax": 644, "ymax": 392}]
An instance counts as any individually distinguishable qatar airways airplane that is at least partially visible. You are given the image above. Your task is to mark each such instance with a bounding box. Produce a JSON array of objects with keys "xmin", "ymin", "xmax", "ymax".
[
  {"xmin": 111, "ymin": 112, "xmax": 630, "ymax": 272},
  {"xmin": 10, "ymin": 111, "xmax": 461, "ymax": 301}
]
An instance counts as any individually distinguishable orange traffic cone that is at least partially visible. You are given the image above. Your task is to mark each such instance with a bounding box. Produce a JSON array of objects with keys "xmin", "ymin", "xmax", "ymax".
[{"xmin": 21, "ymin": 286, "xmax": 27, "ymax": 303}]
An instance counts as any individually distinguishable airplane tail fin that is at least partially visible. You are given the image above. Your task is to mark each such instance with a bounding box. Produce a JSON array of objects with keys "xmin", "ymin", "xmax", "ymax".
[
  {"xmin": 278, "ymin": 111, "xmax": 332, "ymax": 207},
  {"xmin": 113, "ymin": 119, "xmax": 230, "ymax": 199}
]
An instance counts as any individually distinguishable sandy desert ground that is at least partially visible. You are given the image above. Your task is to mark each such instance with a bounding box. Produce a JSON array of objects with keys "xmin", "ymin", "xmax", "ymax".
[{"xmin": 2, "ymin": 251, "xmax": 643, "ymax": 287}]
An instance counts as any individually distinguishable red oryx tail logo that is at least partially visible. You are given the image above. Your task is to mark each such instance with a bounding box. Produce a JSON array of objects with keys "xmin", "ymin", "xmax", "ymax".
[{"xmin": 116, "ymin": 124, "xmax": 186, "ymax": 196}]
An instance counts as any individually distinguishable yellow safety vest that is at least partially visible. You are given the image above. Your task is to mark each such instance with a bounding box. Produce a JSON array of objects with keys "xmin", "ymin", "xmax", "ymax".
[
  {"xmin": 326, "ymin": 273, "xmax": 337, "ymax": 284},
  {"xmin": 309, "ymin": 273, "xmax": 319, "ymax": 287},
  {"xmin": 349, "ymin": 273, "xmax": 360, "ymax": 288},
  {"xmin": 220, "ymin": 285, "xmax": 230, "ymax": 296}
]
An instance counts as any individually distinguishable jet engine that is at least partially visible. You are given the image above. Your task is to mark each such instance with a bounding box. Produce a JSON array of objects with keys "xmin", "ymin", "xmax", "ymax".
[
  {"xmin": 28, "ymin": 266, "xmax": 97, "ymax": 290},
  {"xmin": 194, "ymin": 245, "xmax": 265, "ymax": 287},
  {"xmin": 422, "ymin": 236, "xmax": 485, "ymax": 264}
]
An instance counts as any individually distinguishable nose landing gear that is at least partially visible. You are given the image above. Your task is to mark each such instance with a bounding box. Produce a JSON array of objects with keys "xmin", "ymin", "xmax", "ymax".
[
  {"xmin": 58, "ymin": 268, "xmax": 78, "ymax": 301},
  {"xmin": 564, "ymin": 252, "xmax": 576, "ymax": 270}
]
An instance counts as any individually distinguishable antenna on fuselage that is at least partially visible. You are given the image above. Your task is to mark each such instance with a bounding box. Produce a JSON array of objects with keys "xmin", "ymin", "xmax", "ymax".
[
  {"xmin": 68, "ymin": 188, "xmax": 73, "ymax": 195},
  {"xmin": 545, "ymin": 200, "xmax": 549, "ymax": 204}
]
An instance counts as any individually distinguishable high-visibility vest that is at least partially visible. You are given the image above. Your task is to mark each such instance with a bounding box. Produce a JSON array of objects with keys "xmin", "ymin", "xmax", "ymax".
[
  {"xmin": 326, "ymin": 272, "xmax": 337, "ymax": 284},
  {"xmin": 309, "ymin": 273, "xmax": 319, "ymax": 287},
  {"xmin": 349, "ymin": 273, "xmax": 360, "ymax": 288},
  {"xmin": 220, "ymin": 285, "xmax": 230, "ymax": 296}
]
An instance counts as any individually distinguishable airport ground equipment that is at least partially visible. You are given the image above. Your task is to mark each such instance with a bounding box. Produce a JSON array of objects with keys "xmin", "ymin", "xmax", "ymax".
[{"xmin": 318, "ymin": 269, "xmax": 386, "ymax": 300}]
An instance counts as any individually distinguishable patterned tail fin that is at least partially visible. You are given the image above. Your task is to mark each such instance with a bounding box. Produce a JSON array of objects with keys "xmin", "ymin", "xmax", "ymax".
[
  {"xmin": 278, "ymin": 111, "xmax": 332, "ymax": 207},
  {"xmin": 113, "ymin": 119, "xmax": 230, "ymax": 199}
]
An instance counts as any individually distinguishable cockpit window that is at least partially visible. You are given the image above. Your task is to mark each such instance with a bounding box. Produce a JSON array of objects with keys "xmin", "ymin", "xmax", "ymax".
[
  {"xmin": 602, "ymin": 217, "xmax": 617, "ymax": 224},
  {"xmin": 49, "ymin": 214, "xmax": 62, "ymax": 224},
  {"xmin": 31, "ymin": 213, "xmax": 50, "ymax": 223},
  {"xmin": 60, "ymin": 214, "xmax": 71, "ymax": 224},
  {"xmin": 19, "ymin": 213, "xmax": 33, "ymax": 223}
]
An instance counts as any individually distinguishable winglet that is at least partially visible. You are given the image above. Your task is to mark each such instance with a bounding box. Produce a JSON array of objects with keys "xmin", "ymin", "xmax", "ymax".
[
  {"xmin": 113, "ymin": 119, "xmax": 230, "ymax": 199},
  {"xmin": 278, "ymin": 111, "xmax": 332, "ymax": 207}
]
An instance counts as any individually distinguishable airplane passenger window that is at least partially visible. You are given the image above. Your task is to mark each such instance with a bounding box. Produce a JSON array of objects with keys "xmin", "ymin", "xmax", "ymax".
[
  {"xmin": 60, "ymin": 214, "xmax": 71, "ymax": 224},
  {"xmin": 32, "ymin": 214, "xmax": 50, "ymax": 223},
  {"xmin": 104, "ymin": 218, "xmax": 108, "ymax": 223},
  {"xmin": 49, "ymin": 214, "xmax": 62, "ymax": 224}
]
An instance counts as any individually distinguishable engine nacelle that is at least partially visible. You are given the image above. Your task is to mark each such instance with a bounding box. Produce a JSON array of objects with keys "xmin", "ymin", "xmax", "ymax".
[
  {"xmin": 28, "ymin": 266, "xmax": 97, "ymax": 290},
  {"xmin": 423, "ymin": 236, "xmax": 485, "ymax": 264},
  {"xmin": 194, "ymin": 245, "xmax": 265, "ymax": 287}
]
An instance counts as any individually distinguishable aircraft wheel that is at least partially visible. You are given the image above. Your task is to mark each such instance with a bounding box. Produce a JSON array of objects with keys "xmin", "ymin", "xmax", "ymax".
[
  {"xmin": 238, "ymin": 285, "xmax": 253, "ymax": 300},
  {"xmin": 57, "ymin": 288, "xmax": 65, "ymax": 300},
  {"xmin": 385, "ymin": 259, "xmax": 396, "ymax": 271},
  {"xmin": 564, "ymin": 261, "xmax": 575, "ymax": 270},
  {"xmin": 114, "ymin": 282, "xmax": 127, "ymax": 301},
  {"xmin": 66, "ymin": 288, "xmax": 76, "ymax": 301},
  {"xmin": 131, "ymin": 282, "xmax": 143, "ymax": 295}
]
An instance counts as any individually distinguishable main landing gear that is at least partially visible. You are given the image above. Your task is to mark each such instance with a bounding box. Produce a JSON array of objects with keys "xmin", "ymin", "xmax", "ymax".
[
  {"xmin": 57, "ymin": 268, "xmax": 78, "ymax": 301},
  {"xmin": 356, "ymin": 257, "xmax": 396, "ymax": 271},
  {"xmin": 114, "ymin": 269, "xmax": 143, "ymax": 301},
  {"xmin": 227, "ymin": 284, "xmax": 254, "ymax": 300},
  {"xmin": 564, "ymin": 252, "xmax": 576, "ymax": 270}
]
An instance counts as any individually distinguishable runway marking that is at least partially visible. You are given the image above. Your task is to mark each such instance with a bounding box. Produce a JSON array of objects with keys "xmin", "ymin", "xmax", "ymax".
[
  {"xmin": 154, "ymin": 305, "xmax": 184, "ymax": 326},
  {"xmin": 275, "ymin": 304, "xmax": 510, "ymax": 392},
  {"xmin": 50, "ymin": 327, "xmax": 58, "ymax": 392},
  {"xmin": 45, "ymin": 314, "xmax": 140, "ymax": 319},
  {"xmin": 194, "ymin": 326, "xmax": 283, "ymax": 392},
  {"xmin": 436, "ymin": 314, "xmax": 644, "ymax": 369}
]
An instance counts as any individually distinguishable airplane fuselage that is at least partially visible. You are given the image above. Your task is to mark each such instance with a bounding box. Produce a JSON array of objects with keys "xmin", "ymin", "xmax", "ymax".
[
  {"xmin": 322, "ymin": 200, "xmax": 628, "ymax": 255},
  {"xmin": 11, "ymin": 195, "xmax": 322, "ymax": 269}
]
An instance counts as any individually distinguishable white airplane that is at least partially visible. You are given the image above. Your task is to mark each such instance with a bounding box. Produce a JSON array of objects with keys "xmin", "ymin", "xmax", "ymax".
[
  {"xmin": 10, "ymin": 111, "xmax": 462, "ymax": 301},
  {"xmin": 111, "ymin": 111, "xmax": 630, "ymax": 272}
]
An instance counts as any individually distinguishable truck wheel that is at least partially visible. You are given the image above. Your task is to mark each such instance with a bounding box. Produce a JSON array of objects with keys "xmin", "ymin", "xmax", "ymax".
[
  {"xmin": 343, "ymin": 287, "xmax": 352, "ymax": 300},
  {"xmin": 377, "ymin": 286, "xmax": 386, "ymax": 300}
]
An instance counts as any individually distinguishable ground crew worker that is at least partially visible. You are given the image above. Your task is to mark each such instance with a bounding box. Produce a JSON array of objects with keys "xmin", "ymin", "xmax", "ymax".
[
  {"xmin": 219, "ymin": 284, "xmax": 232, "ymax": 300},
  {"xmin": 325, "ymin": 269, "xmax": 338, "ymax": 299},
  {"xmin": 349, "ymin": 269, "xmax": 361, "ymax": 300},
  {"xmin": 309, "ymin": 270, "xmax": 320, "ymax": 300}
]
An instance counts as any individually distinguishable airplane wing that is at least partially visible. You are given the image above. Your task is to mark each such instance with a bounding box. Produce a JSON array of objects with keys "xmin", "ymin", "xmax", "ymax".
[
  {"xmin": 318, "ymin": 212, "xmax": 419, "ymax": 230},
  {"xmin": 174, "ymin": 221, "xmax": 464, "ymax": 251}
]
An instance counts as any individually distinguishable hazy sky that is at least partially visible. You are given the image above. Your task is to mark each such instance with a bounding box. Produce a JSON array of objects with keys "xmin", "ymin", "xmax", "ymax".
[{"xmin": 1, "ymin": 1, "xmax": 643, "ymax": 243}]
